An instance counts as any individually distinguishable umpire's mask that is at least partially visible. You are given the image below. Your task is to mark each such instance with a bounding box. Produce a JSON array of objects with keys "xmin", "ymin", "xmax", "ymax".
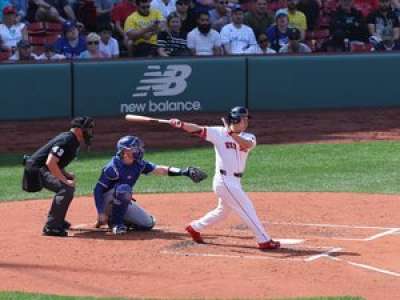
[{"xmin": 71, "ymin": 116, "xmax": 95, "ymax": 146}]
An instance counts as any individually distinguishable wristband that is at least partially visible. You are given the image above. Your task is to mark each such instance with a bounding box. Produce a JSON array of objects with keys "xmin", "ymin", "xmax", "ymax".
[{"xmin": 167, "ymin": 166, "xmax": 183, "ymax": 176}]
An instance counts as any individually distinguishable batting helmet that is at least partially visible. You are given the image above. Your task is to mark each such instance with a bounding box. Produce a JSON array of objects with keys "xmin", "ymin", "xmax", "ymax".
[
  {"xmin": 71, "ymin": 116, "xmax": 95, "ymax": 146},
  {"xmin": 116, "ymin": 135, "xmax": 144, "ymax": 161},
  {"xmin": 227, "ymin": 106, "xmax": 250, "ymax": 124}
]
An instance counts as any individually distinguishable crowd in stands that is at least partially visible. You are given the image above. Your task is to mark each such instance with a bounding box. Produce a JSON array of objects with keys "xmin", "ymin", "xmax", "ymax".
[{"xmin": 1, "ymin": 0, "xmax": 400, "ymax": 61}]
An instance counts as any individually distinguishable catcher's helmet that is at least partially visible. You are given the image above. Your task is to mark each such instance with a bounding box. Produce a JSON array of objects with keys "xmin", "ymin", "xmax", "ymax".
[
  {"xmin": 227, "ymin": 106, "xmax": 250, "ymax": 124},
  {"xmin": 71, "ymin": 116, "xmax": 95, "ymax": 146},
  {"xmin": 116, "ymin": 135, "xmax": 144, "ymax": 161}
]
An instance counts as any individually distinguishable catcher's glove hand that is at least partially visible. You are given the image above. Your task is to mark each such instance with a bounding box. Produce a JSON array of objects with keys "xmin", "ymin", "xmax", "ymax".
[{"xmin": 183, "ymin": 166, "xmax": 208, "ymax": 183}]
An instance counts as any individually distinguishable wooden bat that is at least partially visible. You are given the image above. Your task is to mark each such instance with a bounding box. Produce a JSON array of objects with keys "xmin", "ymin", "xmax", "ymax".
[{"xmin": 125, "ymin": 114, "xmax": 170, "ymax": 124}]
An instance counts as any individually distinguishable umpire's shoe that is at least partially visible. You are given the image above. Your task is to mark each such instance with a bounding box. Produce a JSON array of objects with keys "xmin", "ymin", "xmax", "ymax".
[
  {"xmin": 258, "ymin": 239, "xmax": 281, "ymax": 250},
  {"xmin": 42, "ymin": 225, "xmax": 68, "ymax": 237}
]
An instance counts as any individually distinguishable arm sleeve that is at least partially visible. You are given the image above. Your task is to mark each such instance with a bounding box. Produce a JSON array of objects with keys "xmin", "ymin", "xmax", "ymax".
[
  {"xmin": 50, "ymin": 141, "xmax": 68, "ymax": 159},
  {"xmin": 141, "ymin": 160, "xmax": 156, "ymax": 175}
]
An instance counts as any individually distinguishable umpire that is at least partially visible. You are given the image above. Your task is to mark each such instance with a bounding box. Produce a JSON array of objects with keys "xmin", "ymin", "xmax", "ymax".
[{"xmin": 22, "ymin": 117, "xmax": 95, "ymax": 237}]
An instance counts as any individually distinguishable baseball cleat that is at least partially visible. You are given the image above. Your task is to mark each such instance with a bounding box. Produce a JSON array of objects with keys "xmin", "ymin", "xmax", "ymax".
[
  {"xmin": 112, "ymin": 224, "xmax": 128, "ymax": 235},
  {"xmin": 185, "ymin": 225, "xmax": 205, "ymax": 243},
  {"xmin": 258, "ymin": 239, "xmax": 281, "ymax": 250},
  {"xmin": 42, "ymin": 225, "xmax": 68, "ymax": 237}
]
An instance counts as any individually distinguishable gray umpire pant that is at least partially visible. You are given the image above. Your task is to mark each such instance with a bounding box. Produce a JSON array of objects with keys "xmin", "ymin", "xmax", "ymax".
[{"xmin": 40, "ymin": 167, "xmax": 75, "ymax": 229}]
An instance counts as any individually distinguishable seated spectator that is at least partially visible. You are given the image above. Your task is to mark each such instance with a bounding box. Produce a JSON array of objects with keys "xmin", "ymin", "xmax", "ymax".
[
  {"xmin": 393, "ymin": 0, "xmax": 400, "ymax": 20},
  {"xmin": 287, "ymin": 0, "xmax": 307, "ymax": 38},
  {"xmin": 54, "ymin": 21, "xmax": 86, "ymax": 58},
  {"xmin": 151, "ymin": 0, "xmax": 176, "ymax": 19},
  {"xmin": 330, "ymin": 0, "xmax": 369, "ymax": 45},
  {"xmin": 209, "ymin": 0, "xmax": 231, "ymax": 32},
  {"xmin": 27, "ymin": 0, "xmax": 79, "ymax": 24},
  {"xmin": 124, "ymin": 0, "xmax": 164, "ymax": 57},
  {"xmin": 157, "ymin": 11, "xmax": 190, "ymax": 56},
  {"xmin": 95, "ymin": 0, "xmax": 113, "ymax": 28},
  {"xmin": 279, "ymin": 26, "xmax": 312, "ymax": 52},
  {"xmin": 266, "ymin": 9, "xmax": 290, "ymax": 51},
  {"xmin": 220, "ymin": 4, "xmax": 257, "ymax": 54},
  {"xmin": 297, "ymin": 0, "xmax": 320, "ymax": 30},
  {"xmin": 98, "ymin": 24, "xmax": 119, "ymax": 57},
  {"xmin": 36, "ymin": 43, "xmax": 66, "ymax": 59},
  {"xmin": 374, "ymin": 26, "xmax": 400, "ymax": 50},
  {"xmin": 0, "ymin": 6, "xmax": 27, "ymax": 52},
  {"xmin": 111, "ymin": 0, "xmax": 136, "ymax": 38},
  {"xmin": 79, "ymin": 32, "xmax": 107, "ymax": 58},
  {"xmin": 175, "ymin": 0, "xmax": 196, "ymax": 35},
  {"xmin": 9, "ymin": 39, "xmax": 39, "ymax": 60},
  {"xmin": 245, "ymin": 32, "xmax": 276, "ymax": 53},
  {"xmin": 244, "ymin": 0, "xmax": 273, "ymax": 36},
  {"xmin": 187, "ymin": 11, "xmax": 223, "ymax": 55},
  {"xmin": 9, "ymin": 0, "xmax": 28, "ymax": 21},
  {"xmin": 367, "ymin": 0, "xmax": 400, "ymax": 46}
]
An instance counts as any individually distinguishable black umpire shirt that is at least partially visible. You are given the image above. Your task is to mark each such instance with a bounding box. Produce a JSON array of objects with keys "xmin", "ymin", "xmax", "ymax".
[{"xmin": 30, "ymin": 131, "xmax": 80, "ymax": 169}]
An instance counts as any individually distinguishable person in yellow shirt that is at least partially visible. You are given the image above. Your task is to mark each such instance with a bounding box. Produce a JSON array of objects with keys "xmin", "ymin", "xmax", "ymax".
[
  {"xmin": 124, "ymin": 0, "xmax": 164, "ymax": 56},
  {"xmin": 287, "ymin": 0, "xmax": 307, "ymax": 39}
]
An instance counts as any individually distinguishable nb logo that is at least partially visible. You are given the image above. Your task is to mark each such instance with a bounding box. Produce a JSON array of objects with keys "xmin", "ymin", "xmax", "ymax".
[{"xmin": 132, "ymin": 65, "xmax": 192, "ymax": 97}]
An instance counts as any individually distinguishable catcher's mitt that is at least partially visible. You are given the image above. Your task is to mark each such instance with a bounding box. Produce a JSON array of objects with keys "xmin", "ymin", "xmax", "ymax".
[{"xmin": 183, "ymin": 166, "xmax": 208, "ymax": 183}]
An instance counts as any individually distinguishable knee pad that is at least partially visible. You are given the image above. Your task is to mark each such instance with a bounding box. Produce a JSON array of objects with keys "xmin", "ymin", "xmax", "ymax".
[{"xmin": 114, "ymin": 184, "xmax": 132, "ymax": 205}]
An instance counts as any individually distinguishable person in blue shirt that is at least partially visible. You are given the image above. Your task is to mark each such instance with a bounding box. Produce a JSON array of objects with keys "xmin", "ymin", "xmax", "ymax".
[
  {"xmin": 54, "ymin": 21, "xmax": 86, "ymax": 59},
  {"xmin": 94, "ymin": 135, "xmax": 205, "ymax": 235}
]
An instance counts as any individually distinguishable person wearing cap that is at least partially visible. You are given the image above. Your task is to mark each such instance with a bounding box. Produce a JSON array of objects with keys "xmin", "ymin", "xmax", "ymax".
[
  {"xmin": 244, "ymin": 0, "xmax": 273, "ymax": 37},
  {"xmin": 54, "ymin": 21, "xmax": 86, "ymax": 59},
  {"xmin": 220, "ymin": 4, "xmax": 257, "ymax": 54},
  {"xmin": 175, "ymin": 0, "xmax": 196, "ymax": 35},
  {"xmin": 8, "ymin": 39, "xmax": 39, "ymax": 60},
  {"xmin": 373, "ymin": 26, "xmax": 400, "ymax": 50},
  {"xmin": 367, "ymin": 0, "xmax": 400, "ymax": 46},
  {"xmin": 0, "ymin": 5, "xmax": 27, "ymax": 52},
  {"xmin": 22, "ymin": 117, "xmax": 95, "ymax": 237},
  {"xmin": 79, "ymin": 32, "xmax": 107, "ymax": 58},
  {"xmin": 98, "ymin": 24, "xmax": 119, "ymax": 58},
  {"xmin": 151, "ymin": 0, "xmax": 176, "ymax": 19},
  {"xmin": 279, "ymin": 26, "xmax": 311, "ymax": 52},
  {"xmin": 36, "ymin": 43, "xmax": 66, "ymax": 60},
  {"xmin": 266, "ymin": 8, "xmax": 290, "ymax": 51},
  {"xmin": 287, "ymin": 0, "xmax": 307, "ymax": 39},
  {"xmin": 209, "ymin": 0, "xmax": 232, "ymax": 32}
]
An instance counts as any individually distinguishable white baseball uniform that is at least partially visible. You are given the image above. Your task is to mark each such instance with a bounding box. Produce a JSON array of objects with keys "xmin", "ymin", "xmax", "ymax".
[{"xmin": 190, "ymin": 126, "xmax": 271, "ymax": 243}]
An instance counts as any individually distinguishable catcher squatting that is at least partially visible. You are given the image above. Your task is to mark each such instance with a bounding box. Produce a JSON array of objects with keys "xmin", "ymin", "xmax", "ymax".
[{"xmin": 22, "ymin": 107, "xmax": 280, "ymax": 251}]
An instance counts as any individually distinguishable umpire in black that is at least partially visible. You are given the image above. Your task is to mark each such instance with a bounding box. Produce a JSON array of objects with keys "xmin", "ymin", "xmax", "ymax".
[{"xmin": 22, "ymin": 117, "xmax": 95, "ymax": 237}]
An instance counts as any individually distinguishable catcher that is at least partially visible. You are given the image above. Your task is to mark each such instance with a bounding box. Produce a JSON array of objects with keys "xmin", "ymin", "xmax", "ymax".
[{"xmin": 93, "ymin": 135, "xmax": 207, "ymax": 235}]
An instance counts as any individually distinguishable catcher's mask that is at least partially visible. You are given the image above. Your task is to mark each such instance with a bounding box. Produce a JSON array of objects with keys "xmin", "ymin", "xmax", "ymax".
[
  {"xmin": 116, "ymin": 135, "xmax": 144, "ymax": 162},
  {"xmin": 227, "ymin": 106, "xmax": 251, "ymax": 124},
  {"xmin": 71, "ymin": 116, "xmax": 95, "ymax": 146}
]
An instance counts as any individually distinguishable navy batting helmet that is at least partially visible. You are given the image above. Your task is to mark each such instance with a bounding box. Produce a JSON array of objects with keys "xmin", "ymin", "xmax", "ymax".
[
  {"xmin": 227, "ymin": 106, "xmax": 250, "ymax": 124},
  {"xmin": 116, "ymin": 135, "xmax": 144, "ymax": 161}
]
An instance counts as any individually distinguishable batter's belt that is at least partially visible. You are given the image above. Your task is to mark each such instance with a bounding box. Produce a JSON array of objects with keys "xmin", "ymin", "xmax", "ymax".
[{"xmin": 219, "ymin": 169, "xmax": 243, "ymax": 178}]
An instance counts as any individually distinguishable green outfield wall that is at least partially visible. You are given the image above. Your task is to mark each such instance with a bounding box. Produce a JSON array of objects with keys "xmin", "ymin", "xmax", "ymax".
[
  {"xmin": 1, "ymin": 53, "xmax": 400, "ymax": 120},
  {"xmin": 0, "ymin": 63, "xmax": 71, "ymax": 120}
]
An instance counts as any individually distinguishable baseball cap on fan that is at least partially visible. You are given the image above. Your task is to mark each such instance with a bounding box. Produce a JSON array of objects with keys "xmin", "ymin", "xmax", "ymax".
[
  {"xmin": 63, "ymin": 21, "xmax": 77, "ymax": 33},
  {"xmin": 3, "ymin": 5, "xmax": 16, "ymax": 15},
  {"xmin": 275, "ymin": 8, "xmax": 288, "ymax": 19}
]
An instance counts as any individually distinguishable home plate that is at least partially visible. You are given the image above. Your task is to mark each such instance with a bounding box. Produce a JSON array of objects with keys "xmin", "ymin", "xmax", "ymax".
[{"xmin": 276, "ymin": 239, "xmax": 304, "ymax": 245}]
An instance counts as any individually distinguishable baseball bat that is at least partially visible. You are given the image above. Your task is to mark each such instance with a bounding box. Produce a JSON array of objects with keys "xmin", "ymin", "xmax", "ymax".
[{"xmin": 125, "ymin": 114, "xmax": 170, "ymax": 124}]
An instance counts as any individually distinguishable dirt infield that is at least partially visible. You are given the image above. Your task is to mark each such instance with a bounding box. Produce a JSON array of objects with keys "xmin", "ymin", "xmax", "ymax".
[
  {"xmin": 0, "ymin": 193, "xmax": 399, "ymax": 300},
  {"xmin": 1, "ymin": 107, "xmax": 400, "ymax": 299}
]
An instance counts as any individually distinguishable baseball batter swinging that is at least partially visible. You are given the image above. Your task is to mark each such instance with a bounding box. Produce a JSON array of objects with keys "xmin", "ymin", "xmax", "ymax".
[{"xmin": 169, "ymin": 106, "xmax": 280, "ymax": 250}]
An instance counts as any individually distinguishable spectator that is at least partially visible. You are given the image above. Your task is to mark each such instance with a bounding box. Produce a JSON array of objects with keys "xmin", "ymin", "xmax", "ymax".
[
  {"xmin": 220, "ymin": 4, "xmax": 257, "ymax": 54},
  {"xmin": 151, "ymin": 0, "xmax": 176, "ymax": 19},
  {"xmin": 279, "ymin": 26, "xmax": 312, "ymax": 52},
  {"xmin": 373, "ymin": 26, "xmax": 400, "ymax": 50},
  {"xmin": 297, "ymin": 0, "xmax": 320, "ymax": 30},
  {"xmin": 266, "ymin": 9, "xmax": 290, "ymax": 51},
  {"xmin": 157, "ymin": 11, "xmax": 191, "ymax": 56},
  {"xmin": 36, "ymin": 43, "xmax": 66, "ymax": 59},
  {"xmin": 111, "ymin": 0, "xmax": 136, "ymax": 38},
  {"xmin": 0, "ymin": 0, "xmax": 10, "ymax": 23},
  {"xmin": 9, "ymin": 0, "xmax": 28, "ymax": 21},
  {"xmin": 98, "ymin": 23, "xmax": 119, "ymax": 57},
  {"xmin": 245, "ymin": 32, "xmax": 276, "ymax": 53},
  {"xmin": 27, "ymin": 0, "xmax": 79, "ymax": 23},
  {"xmin": 367, "ymin": 0, "xmax": 400, "ymax": 46},
  {"xmin": 79, "ymin": 32, "xmax": 107, "ymax": 58},
  {"xmin": 175, "ymin": 0, "xmax": 196, "ymax": 35},
  {"xmin": 54, "ymin": 21, "xmax": 86, "ymax": 58},
  {"xmin": 287, "ymin": 0, "xmax": 307, "ymax": 38},
  {"xmin": 0, "ymin": 6, "xmax": 27, "ymax": 52},
  {"xmin": 95, "ymin": 0, "xmax": 113, "ymax": 28},
  {"xmin": 9, "ymin": 39, "xmax": 38, "ymax": 60},
  {"xmin": 124, "ymin": 0, "xmax": 164, "ymax": 57},
  {"xmin": 243, "ymin": 0, "xmax": 273, "ymax": 36},
  {"xmin": 209, "ymin": 0, "xmax": 231, "ymax": 32},
  {"xmin": 330, "ymin": 0, "xmax": 369, "ymax": 45},
  {"xmin": 187, "ymin": 11, "xmax": 222, "ymax": 55}
]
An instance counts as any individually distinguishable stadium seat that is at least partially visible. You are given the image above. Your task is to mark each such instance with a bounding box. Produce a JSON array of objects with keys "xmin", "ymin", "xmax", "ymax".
[
  {"xmin": 27, "ymin": 22, "xmax": 46, "ymax": 35},
  {"xmin": 45, "ymin": 22, "xmax": 63, "ymax": 33},
  {"xmin": 0, "ymin": 51, "xmax": 10, "ymax": 61},
  {"xmin": 45, "ymin": 34, "xmax": 60, "ymax": 45},
  {"xmin": 306, "ymin": 29, "xmax": 330, "ymax": 40},
  {"xmin": 350, "ymin": 42, "xmax": 373, "ymax": 53},
  {"xmin": 29, "ymin": 35, "xmax": 46, "ymax": 46}
]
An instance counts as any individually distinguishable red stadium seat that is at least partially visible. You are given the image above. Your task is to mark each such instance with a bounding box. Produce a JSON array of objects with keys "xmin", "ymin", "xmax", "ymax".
[
  {"xmin": 29, "ymin": 35, "xmax": 47, "ymax": 46},
  {"xmin": 0, "ymin": 51, "xmax": 10, "ymax": 61},
  {"xmin": 306, "ymin": 29, "xmax": 330, "ymax": 40},
  {"xmin": 45, "ymin": 34, "xmax": 60, "ymax": 45},
  {"xmin": 350, "ymin": 42, "xmax": 373, "ymax": 52},
  {"xmin": 45, "ymin": 22, "xmax": 63, "ymax": 33},
  {"xmin": 27, "ymin": 22, "xmax": 46, "ymax": 35}
]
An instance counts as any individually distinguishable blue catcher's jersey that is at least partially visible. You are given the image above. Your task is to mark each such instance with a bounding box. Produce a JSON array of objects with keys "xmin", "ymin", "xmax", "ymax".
[{"xmin": 98, "ymin": 156, "xmax": 156, "ymax": 191}]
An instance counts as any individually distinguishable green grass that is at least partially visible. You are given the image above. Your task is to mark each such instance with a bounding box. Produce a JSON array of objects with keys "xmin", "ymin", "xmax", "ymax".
[
  {"xmin": 1, "ymin": 141, "xmax": 400, "ymax": 202},
  {"xmin": 0, "ymin": 292, "xmax": 364, "ymax": 300}
]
